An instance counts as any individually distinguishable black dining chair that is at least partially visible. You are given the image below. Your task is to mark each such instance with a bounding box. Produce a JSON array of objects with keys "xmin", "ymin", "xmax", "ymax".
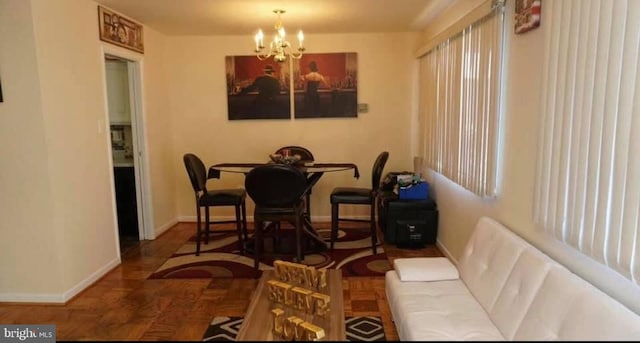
[
  {"xmin": 244, "ymin": 164, "xmax": 311, "ymax": 270},
  {"xmin": 329, "ymin": 151, "xmax": 389, "ymax": 254},
  {"xmin": 274, "ymin": 145, "xmax": 315, "ymax": 216},
  {"xmin": 183, "ymin": 153, "xmax": 248, "ymax": 256}
]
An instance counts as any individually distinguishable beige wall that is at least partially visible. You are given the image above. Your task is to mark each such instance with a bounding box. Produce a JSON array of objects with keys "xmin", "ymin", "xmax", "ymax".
[
  {"xmin": 418, "ymin": 0, "xmax": 640, "ymax": 314},
  {"xmin": 30, "ymin": 0, "xmax": 119, "ymax": 297},
  {"xmin": 0, "ymin": 0, "xmax": 174, "ymax": 301},
  {"xmin": 137, "ymin": 25, "xmax": 176, "ymax": 236},
  {"xmin": 0, "ymin": 0, "xmax": 63, "ymax": 298},
  {"xmin": 166, "ymin": 33, "xmax": 416, "ymax": 221}
]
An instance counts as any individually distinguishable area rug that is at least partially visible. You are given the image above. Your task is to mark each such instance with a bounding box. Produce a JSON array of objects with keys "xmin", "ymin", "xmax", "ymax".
[
  {"xmin": 202, "ymin": 316, "xmax": 386, "ymax": 341},
  {"xmin": 148, "ymin": 227, "xmax": 391, "ymax": 279}
]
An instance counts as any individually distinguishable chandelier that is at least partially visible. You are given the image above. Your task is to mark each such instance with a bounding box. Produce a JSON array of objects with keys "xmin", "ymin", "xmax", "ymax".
[{"xmin": 254, "ymin": 9, "xmax": 305, "ymax": 63}]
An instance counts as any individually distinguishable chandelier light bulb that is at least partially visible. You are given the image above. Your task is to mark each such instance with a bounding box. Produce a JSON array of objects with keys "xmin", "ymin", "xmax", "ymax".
[
  {"xmin": 254, "ymin": 9, "xmax": 305, "ymax": 62},
  {"xmin": 254, "ymin": 30, "xmax": 264, "ymax": 51}
]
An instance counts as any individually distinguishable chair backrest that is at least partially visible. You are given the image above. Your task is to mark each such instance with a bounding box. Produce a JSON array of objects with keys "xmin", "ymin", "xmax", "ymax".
[
  {"xmin": 371, "ymin": 151, "xmax": 390, "ymax": 191},
  {"xmin": 183, "ymin": 153, "xmax": 207, "ymax": 194},
  {"xmin": 245, "ymin": 164, "xmax": 308, "ymax": 208},
  {"xmin": 274, "ymin": 145, "xmax": 315, "ymax": 161}
]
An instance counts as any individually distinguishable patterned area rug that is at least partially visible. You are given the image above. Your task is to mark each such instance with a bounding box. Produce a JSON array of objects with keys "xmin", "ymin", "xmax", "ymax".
[
  {"xmin": 148, "ymin": 227, "xmax": 392, "ymax": 279},
  {"xmin": 202, "ymin": 316, "xmax": 386, "ymax": 341}
]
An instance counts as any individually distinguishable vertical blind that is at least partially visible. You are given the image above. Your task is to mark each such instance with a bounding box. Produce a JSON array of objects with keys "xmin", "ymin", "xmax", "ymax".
[
  {"xmin": 534, "ymin": 0, "xmax": 640, "ymax": 284},
  {"xmin": 417, "ymin": 3, "xmax": 504, "ymax": 197}
]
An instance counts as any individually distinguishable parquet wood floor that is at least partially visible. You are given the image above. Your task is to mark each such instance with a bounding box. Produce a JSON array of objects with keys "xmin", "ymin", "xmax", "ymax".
[{"xmin": 0, "ymin": 222, "xmax": 443, "ymax": 341}]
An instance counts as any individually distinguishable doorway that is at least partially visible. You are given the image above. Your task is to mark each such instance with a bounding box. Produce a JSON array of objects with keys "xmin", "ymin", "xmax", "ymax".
[{"xmin": 104, "ymin": 53, "xmax": 148, "ymax": 254}]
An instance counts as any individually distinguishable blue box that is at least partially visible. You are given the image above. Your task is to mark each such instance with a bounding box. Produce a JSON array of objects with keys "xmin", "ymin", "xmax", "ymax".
[{"xmin": 398, "ymin": 182, "xmax": 429, "ymax": 200}]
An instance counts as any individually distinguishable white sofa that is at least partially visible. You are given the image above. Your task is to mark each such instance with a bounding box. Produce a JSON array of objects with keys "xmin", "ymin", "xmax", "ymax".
[{"xmin": 385, "ymin": 216, "xmax": 640, "ymax": 340}]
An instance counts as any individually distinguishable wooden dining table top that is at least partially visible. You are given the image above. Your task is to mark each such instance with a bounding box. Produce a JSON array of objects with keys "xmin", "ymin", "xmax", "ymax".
[{"xmin": 207, "ymin": 162, "xmax": 360, "ymax": 180}]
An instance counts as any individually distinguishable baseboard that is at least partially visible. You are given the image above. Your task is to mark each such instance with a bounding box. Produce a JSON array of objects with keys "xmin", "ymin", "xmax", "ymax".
[
  {"xmin": 179, "ymin": 215, "xmax": 256, "ymax": 222},
  {"xmin": 152, "ymin": 217, "xmax": 179, "ymax": 239},
  {"xmin": 436, "ymin": 239, "xmax": 457, "ymax": 265},
  {"xmin": 178, "ymin": 215, "xmax": 371, "ymax": 223},
  {"xmin": 311, "ymin": 215, "xmax": 371, "ymax": 222},
  {"xmin": 0, "ymin": 256, "xmax": 121, "ymax": 304}
]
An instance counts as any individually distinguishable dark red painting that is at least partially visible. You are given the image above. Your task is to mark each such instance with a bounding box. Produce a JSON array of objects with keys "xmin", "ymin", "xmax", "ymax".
[
  {"xmin": 224, "ymin": 52, "xmax": 357, "ymax": 120},
  {"xmin": 293, "ymin": 53, "xmax": 358, "ymax": 119}
]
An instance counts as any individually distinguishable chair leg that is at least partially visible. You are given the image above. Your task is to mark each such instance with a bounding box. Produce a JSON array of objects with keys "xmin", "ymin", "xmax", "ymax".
[
  {"xmin": 235, "ymin": 204, "xmax": 244, "ymax": 255},
  {"xmin": 196, "ymin": 205, "xmax": 202, "ymax": 256},
  {"xmin": 204, "ymin": 206, "xmax": 211, "ymax": 245},
  {"xmin": 274, "ymin": 222, "xmax": 281, "ymax": 252},
  {"xmin": 241, "ymin": 200, "xmax": 248, "ymax": 242},
  {"xmin": 295, "ymin": 213, "xmax": 303, "ymax": 263},
  {"xmin": 254, "ymin": 219, "xmax": 262, "ymax": 270},
  {"xmin": 370, "ymin": 201, "xmax": 377, "ymax": 255},
  {"xmin": 305, "ymin": 191, "xmax": 312, "ymax": 220},
  {"xmin": 331, "ymin": 203, "xmax": 339, "ymax": 250}
]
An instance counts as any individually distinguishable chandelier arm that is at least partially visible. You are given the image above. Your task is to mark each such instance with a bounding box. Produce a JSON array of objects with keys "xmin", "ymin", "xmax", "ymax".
[
  {"xmin": 253, "ymin": 9, "xmax": 304, "ymax": 62},
  {"xmin": 289, "ymin": 51, "xmax": 304, "ymax": 59},
  {"xmin": 256, "ymin": 54, "xmax": 271, "ymax": 61}
]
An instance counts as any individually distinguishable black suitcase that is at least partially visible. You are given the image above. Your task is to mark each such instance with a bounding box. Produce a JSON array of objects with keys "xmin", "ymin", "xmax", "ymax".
[{"xmin": 378, "ymin": 190, "xmax": 438, "ymax": 248}]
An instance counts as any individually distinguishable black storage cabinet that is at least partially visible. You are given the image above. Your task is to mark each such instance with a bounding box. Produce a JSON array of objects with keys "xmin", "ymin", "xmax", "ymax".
[
  {"xmin": 114, "ymin": 166, "xmax": 139, "ymax": 239},
  {"xmin": 378, "ymin": 190, "xmax": 438, "ymax": 247}
]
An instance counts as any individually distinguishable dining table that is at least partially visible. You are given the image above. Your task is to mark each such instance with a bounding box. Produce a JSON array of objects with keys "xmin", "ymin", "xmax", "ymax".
[{"xmin": 207, "ymin": 161, "xmax": 360, "ymax": 253}]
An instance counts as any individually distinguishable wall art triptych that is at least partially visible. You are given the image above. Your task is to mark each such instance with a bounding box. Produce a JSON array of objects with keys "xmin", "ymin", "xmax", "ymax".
[{"xmin": 225, "ymin": 53, "xmax": 358, "ymax": 120}]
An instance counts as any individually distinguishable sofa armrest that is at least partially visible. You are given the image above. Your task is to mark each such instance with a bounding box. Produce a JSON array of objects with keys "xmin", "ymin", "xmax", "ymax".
[{"xmin": 393, "ymin": 257, "xmax": 459, "ymax": 282}]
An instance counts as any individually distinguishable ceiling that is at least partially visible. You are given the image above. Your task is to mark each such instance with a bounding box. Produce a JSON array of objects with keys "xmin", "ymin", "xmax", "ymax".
[{"xmin": 93, "ymin": 0, "xmax": 453, "ymax": 36}]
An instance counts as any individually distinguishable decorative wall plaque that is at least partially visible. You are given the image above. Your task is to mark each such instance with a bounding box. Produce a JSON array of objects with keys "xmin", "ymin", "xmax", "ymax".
[
  {"xmin": 515, "ymin": 0, "xmax": 541, "ymax": 34},
  {"xmin": 98, "ymin": 6, "xmax": 144, "ymax": 53}
]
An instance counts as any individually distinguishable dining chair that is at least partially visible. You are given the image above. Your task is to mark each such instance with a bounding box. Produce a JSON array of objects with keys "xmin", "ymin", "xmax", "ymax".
[
  {"xmin": 183, "ymin": 153, "xmax": 248, "ymax": 256},
  {"xmin": 273, "ymin": 145, "xmax": 315, "ymax": 216},
  {"xmin": 329, "ymin": 151, "xmax": 389, "ymax": 254},
  {"xmin": 244, "ymin": 164, "xmax": 310, "ymax": 270}
]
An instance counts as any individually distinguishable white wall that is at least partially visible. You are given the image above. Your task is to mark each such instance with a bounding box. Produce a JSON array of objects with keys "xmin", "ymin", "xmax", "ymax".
[
  {"xmin": 419, "ymin": 0, "xmax": 640, "ymax": 314},
  {"xmin": 166, "ymin": 33, "xmax": 416, "ymax": 221}
]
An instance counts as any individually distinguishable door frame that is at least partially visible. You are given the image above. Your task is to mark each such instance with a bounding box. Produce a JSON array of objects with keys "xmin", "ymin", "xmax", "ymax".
[{"xmin": 101, "ymin": 44, "xmax": 155, "ymax": 242}]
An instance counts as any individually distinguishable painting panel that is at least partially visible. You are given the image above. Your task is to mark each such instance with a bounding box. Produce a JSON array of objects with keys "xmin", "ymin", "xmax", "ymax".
[
  {"xmin": 293, "ymin": 53, "xmax": 358, "ymax": 118},
  {"xmin": 225, "ymin": 56, "xmax": 291, "ymax": 120}
]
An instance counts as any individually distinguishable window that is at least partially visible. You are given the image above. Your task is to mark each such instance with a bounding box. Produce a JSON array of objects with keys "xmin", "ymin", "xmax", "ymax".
[
  {"xmin": 534, "ymin": 0, "xmax": 640, "ymax": 284},
  {"xmin": 417, "ymin": 1, "xmax": 505, "ymax": 197}
]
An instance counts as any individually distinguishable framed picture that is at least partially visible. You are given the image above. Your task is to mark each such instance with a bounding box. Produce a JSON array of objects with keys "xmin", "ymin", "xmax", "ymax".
[
  {"xmin": 515, "ymin": 0, "xmax": 541, "ymax": 34},
  {"xmin": 293, "ymin": 53, "xmax": 358, "ymax": 119},
  {"xmin": 0, "ymin": 76, "xmax": 3, "ymax": 103},
  {"xmin": 98, "ymin": 6, "xmax": 144, "ymax": 53},
  {"xmin": 223, "ymin": 53, "xmax": 358, "ymax": 120},
  {"xmin": 225, "ymin": 56, "xmax": 291, "ymax": 120}
]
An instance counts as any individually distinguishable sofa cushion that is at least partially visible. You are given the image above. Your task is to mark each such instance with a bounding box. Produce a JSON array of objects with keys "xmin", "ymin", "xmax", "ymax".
[
  {"xmin": 487, "ymin": 246, "xmax": 553, "ymax": 339},
  {"xmin": 393, "ymin": 257, "xmax": 459, "ymax": 281},
  {"xmin": 514, "ymin": 265, "xmax": 640, "ymax": 340},
  {"xmin": 457, "ymin": 217, "xmax": 526, "ymax": 315},
  {"xmin": 386, "ymin": 270, "xmax": 504, "ymax": 341}
]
